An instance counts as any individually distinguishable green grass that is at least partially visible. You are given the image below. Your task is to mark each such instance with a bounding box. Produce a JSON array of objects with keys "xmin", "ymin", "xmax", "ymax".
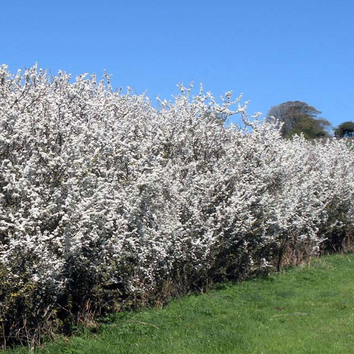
[{"xmin": 8, "ymin": 253, "xmax": 354, "ymax": 353}]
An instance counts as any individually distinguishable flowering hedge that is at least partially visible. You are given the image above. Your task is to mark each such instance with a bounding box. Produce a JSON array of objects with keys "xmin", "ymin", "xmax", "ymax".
[{"xmin": 0, "ymin": 65, "xmax": 353, "ymax": 346}]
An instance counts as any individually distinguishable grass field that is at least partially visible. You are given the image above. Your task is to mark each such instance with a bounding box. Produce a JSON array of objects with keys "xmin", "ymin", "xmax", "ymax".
[{"xmin": 9, "ymin": 253, "xmax": 354, "ymax": 353}]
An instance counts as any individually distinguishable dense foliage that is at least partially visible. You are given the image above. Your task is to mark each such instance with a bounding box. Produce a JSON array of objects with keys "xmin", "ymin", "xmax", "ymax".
[
  {"xmin": 334, "ymin": 121, "xmax": 354, "ymax": 138},
  {"xmin": 0, "ymin": 65, "xmax": 353, "ymax": 347},
  {"xmin": 266, "ymin": 101, "xmax": 331, "ymax": 139}
]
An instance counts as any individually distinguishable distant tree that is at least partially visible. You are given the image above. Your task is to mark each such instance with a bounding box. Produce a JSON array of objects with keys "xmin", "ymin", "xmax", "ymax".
[
  {"xmin": 334, "ymin": 121, "xmax": 354, "ymax": 138},
  {"xmin": 267, "ymin": 101, "xmax": 331, "ymax": 139}
]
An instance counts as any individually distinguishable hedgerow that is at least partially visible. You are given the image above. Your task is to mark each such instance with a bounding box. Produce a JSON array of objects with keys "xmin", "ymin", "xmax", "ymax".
[{"xmin": 0, "ymin": 65, "xmax": 353, "ymax": 348}]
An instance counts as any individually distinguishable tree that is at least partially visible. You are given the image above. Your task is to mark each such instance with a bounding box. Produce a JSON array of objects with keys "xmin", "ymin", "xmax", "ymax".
[
  {"xmin": 334, "ymin": 121, "xmax": 354, "ymax": 138},
  {"xmin": 266, "ymin": 101, "xmax": 331, "ymax": 139}
]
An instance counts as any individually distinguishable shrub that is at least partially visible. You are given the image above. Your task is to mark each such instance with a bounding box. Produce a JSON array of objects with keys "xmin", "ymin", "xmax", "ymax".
[{"xmin": 0, "ymin": 65, "xmax": 353, "ymax": 347}]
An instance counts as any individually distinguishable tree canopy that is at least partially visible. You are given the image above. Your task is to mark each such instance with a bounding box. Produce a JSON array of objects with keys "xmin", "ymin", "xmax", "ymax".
[
  {"xmin": 334, "ymin": 121, "xmax": 354, "ymax": 138},
  {"xmin": 267, "ymin": 101, "xmax": 331, "ymax": 139}
]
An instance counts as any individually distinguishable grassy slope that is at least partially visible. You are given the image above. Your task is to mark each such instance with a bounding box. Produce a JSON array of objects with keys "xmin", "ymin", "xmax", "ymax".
[{"xmin": 10, "ymin": 254, "xmax": 354, "ymax": 353}]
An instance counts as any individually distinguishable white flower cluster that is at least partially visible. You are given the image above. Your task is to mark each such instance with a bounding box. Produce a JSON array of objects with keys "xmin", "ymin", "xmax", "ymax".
[{"xmin": 0, "ymin": 65, "xmax": 353, "ymax": 335}]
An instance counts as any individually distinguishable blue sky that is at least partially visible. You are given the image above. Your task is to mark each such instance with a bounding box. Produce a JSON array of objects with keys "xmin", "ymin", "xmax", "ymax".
[{"xmin": 1, "ymin": 0, "xmax": 353, "ymax": 128}]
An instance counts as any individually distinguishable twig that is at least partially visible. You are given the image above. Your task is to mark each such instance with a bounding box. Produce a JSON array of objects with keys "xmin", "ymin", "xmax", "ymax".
[{"xmin": 1, "ymin": 321, "xmax": 6, "ymax": 351}]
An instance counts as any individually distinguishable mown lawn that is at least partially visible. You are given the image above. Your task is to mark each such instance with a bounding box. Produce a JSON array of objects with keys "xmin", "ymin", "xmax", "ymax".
[{"xmin": 9, "ymin": 253, "xmax": 354, "ymax": 353}]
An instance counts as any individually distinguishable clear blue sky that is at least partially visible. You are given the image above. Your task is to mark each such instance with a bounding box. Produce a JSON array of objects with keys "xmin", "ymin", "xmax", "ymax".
[{"xmin": 1, "ymin": 0, "xmax": 353, "ymax": 128}]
